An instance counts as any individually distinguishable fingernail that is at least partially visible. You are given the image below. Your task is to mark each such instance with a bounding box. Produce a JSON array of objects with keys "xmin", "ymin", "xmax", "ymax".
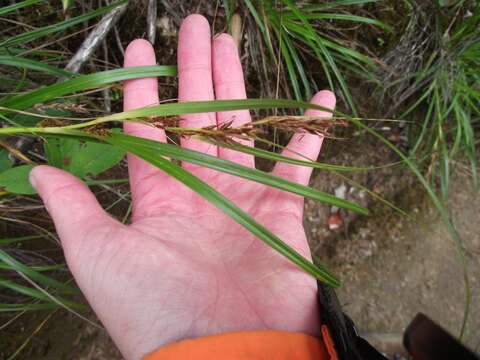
[{"xmin": 29, "ymin": 168, "xmax": 38, "ymax": 190}]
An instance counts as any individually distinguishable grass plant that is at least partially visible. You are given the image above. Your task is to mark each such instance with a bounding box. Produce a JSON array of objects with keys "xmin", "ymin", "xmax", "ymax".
[
  {"xmin": 226, "ymin": 0, "xmax": 390, "ymax": 115},
  {"xmin": 389, "ymin": 0, "xmax": 479, "ymax": 199},
  {"xmin": 379, "ymin": 0, "xmax": 479, "ymax": 338}
]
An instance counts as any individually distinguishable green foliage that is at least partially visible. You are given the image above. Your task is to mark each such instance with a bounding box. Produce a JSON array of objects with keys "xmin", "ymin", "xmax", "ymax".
[
  {"xmin": 0, "ymin": 55, "xmax": 74, "ymax": 78},
  {"xmin": 0, "ymin": 0, "xmax": 45, "ymax": 15},
  {"xmin": 0, "ymin": 0, "xmax": 476, "ymax": 352},
  {"xmin": 398, "ymin": 1, "xmax": 479, "ymax": 200},
  {"xmin": 0, "ymin": 35, "xmax": 174, "ymax": 195},
  {"xmin": 0, "ymin": 0, "xmax": 151, "ymax": 196},
  {"xmin": 0, "ymin": 134, "xmax": 131, "ymax": 196},
  {"xmin": 0, "ymin": 95, "xmax": 378, "ymax": 289},
  {"xmin": 0, "ymin": 0, "xmax": 126, "ymax": 48},
  {"xmin": 0, "ymin": 66, "xmax": 171, "ymax": 196},
  {"xmin": 44, "ymin": 135, "xmax": 125, "ymax": 179},
  {"xmin": 0, "ymin": 245, "xmax": 83, "ymax": 313},
  {"xmin": 239, "ymin": 0, "xmax": 389, "ymax": 115},
  {"xmin": 107, "ymin": 132, "xmax": 368, "ymax": 215},
  {"xmin": 0, "ymin": 0, "xmax": 358, "ymax": 314},
  {"xmin": 0, "ymin": 148, "xmax": 13, "ymax": 172},
  {"xmin": 0, "ymin": 66, "xmax": 177, "ymax": 113},
  {"xmin": 0, "ymin": 164, "xmax": 36, "ymax": 194},
  {"xmin": 0, "ymin": 0, "xmax": 156, "ymax": 316}
]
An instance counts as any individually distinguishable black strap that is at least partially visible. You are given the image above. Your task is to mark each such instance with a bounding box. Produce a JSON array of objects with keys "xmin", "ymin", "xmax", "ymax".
[
  {"xmin": 317, "ymin": 281, "xmax": 479, "ymax": 360},
  {"xmin": 317, "ymin": 281, "xmax": 388, "ymax": 360}
]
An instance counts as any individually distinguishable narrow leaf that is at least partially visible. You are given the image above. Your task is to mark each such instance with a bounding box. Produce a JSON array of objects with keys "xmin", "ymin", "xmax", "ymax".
[
  {"xmin": 0, "ymin": 0, "xmax": 45, "ymax": 15},
  {"xmin": 0, "ymin": 55, "xmax": 74, "ymax": 78},
  {"xmin": 99, "ymin": 98, "xmax": 341, "ymax": 122},
  {"xmin": 0, "ymin": 279, "xmax": 82, "ymax": 308},
  {"xmin": 108, "ymin": 133, "xmax": 368, "ymax": 215},
  {"xmin": 107, "ymin": 135, "xmax": 341, "ymax": 287},
  {"xmin": 0, "ymin": 235, "xmax": 44, "ymax": 244},
  {"xmin": 214, "ymin": 139, "xmax": 397, "ymax": 172},
  {"xmin": 0, "ymin": 249, "xmax": 78, "ymax": 294},
  {"xmin": 0, "ymin": 66, "xmax": 177, "ymax": 112}
]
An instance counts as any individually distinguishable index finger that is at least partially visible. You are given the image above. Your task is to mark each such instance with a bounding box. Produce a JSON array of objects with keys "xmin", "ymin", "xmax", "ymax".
[{"xmin": 123, "ymin": 39, "xmax": 167, "ymax": 219}]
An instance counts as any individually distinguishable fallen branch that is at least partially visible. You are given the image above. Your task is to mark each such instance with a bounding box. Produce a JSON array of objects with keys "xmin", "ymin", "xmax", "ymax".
[{"xmin": 64, "ymin": 1, "xmax": 129, "ymax": 74}]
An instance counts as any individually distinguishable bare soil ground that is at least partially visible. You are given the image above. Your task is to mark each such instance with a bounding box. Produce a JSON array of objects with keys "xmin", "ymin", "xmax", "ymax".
[{"xmin": 306, "ymin": 153, "xmax": 480, "ymax": 357}]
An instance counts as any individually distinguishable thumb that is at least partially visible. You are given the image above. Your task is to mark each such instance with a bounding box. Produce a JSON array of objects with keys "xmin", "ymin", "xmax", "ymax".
[{"xmin": 29, "ymin": 165, "xmax": 117, "ymax": 254}]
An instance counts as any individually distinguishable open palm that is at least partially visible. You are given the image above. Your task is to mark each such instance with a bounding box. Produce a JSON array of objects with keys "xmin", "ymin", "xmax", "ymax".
[{"xmin": 30, "ymin": 15, "xmax": 336, "ymax": 360}]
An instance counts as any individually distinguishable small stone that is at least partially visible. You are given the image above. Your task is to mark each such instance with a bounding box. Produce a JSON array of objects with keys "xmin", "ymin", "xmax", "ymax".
[{"xmin": 328, "ymin": 213, "xmax": 344, "ymax": 230}]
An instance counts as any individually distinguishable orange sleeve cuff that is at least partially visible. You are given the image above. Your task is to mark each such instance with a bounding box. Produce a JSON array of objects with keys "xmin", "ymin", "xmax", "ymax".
[{"xmin": 142, "ymin": 329, "xmax": 338, "ymax": 360}]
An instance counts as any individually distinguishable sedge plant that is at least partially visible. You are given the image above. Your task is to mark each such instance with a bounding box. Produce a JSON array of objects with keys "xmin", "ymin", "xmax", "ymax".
[
  {"xmin": 224, "ymin": 0, "xmax": 392, "ymax": 115},
  {"xmin": 375, "ymin": 0, "xmax": 478, "ymax": 338},
  {"xmin": 393, "ymin": 0, "xmax": 479, "ymax": 199}
]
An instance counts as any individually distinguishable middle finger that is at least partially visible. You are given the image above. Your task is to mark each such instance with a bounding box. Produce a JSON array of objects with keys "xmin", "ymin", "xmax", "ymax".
[{"xmin": 178, "ymin": 14, "xmax": 217, "ymax": 161}]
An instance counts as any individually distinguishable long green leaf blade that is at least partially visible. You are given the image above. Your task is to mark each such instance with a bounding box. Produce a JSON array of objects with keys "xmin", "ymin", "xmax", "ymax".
[
  {"xmin": 303, "ymin": 0, "xmax": 379, "ymax": 11},
  {"xmin": 108, "ymin": 133, "xmax": 368, "ymax": 215},
  {"xmin": 0, "ymin": 66, "xmax": 177, "ymax": 111},
  {"xmin": 283, "ymin": 13, "xmax": 392, "ymax": 31},
  {"xmin": 107, "ymin": 136, "xmax": 341, "ymax": 287},
  {"xmin": 0, "ymin": 303, "xmax": 60, "ymax": 311},
  {"xmin": 283, "ymin": 0, "xmax": 358, "ymax": 115},
  {"xmin": 214, "ymin": 139, "xmax": 397, "ymax": 172},
  {"xmin": 0, "ymin": 279, "xmax": 82, "ymax": 308},
  {"xmin": 0, "ymin": 55, "xmax": 74, "ymax": 78},
  {"xmin": 0, "ymin": 235, "xmax": 44, "ymax": 244},
  {"xmin": 0, "ymin": 249, "xmax": 78, "ymax": 294},
  {"xmin": 0, "ymin": 0, "xmax": 45, "ymax": 15}
]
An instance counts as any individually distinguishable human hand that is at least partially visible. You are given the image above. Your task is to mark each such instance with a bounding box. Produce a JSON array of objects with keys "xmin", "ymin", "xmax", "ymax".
[{"xmin": 29, "ymin": 14, "xmax": 336, "ymax": 360}]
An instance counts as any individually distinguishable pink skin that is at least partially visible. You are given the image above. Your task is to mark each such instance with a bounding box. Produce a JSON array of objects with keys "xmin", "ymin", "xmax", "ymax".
[{"xmin": 29, "ymin": 14, "xmax": 336, "ymax": 360}]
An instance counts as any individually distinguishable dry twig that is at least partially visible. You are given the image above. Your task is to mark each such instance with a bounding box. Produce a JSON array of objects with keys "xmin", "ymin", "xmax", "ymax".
[
  {"xmin": 147, "ymin": 0, "xmax": 157, "ymax": 45},
  {"xmin": 64, "ymin": 1, "xmax": 128, "ymax": 74}
]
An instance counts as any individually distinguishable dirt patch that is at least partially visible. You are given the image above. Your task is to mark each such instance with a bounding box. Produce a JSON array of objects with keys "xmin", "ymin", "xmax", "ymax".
[
  {"xmin": 0, "ymin": 308, "xmax": 121, "ymax": 360},
  {"xmin": 305, "ymin": 159, "xmax": 480, "ymax": 354}
]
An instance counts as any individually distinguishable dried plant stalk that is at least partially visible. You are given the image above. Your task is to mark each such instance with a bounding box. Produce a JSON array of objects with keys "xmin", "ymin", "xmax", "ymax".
[
  {"xmin": 33, "ymin": 114, "xmax": 347, "ymax": 142},
  {"xmin": 2, "ymin": 106, "xmax": 348, "ymax": 144},
  {"xmin": 141, "ymin": 115, "xmax": 348, "ymax": 145}
]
